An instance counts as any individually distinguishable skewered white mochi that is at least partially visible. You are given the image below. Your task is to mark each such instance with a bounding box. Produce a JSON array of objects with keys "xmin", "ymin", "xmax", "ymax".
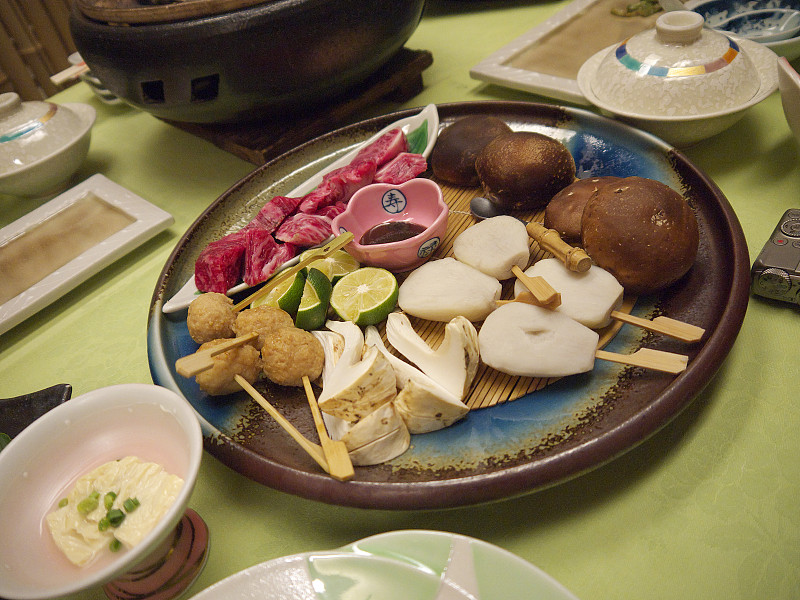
[
  {"xmin": 514, "ymin": 258, "xmax": 624, "ymax": 329},
  {"xmin": 452, "ymin": 215, "xmax": 530, "ymax": 280},
  {"xmin": 398, "ymin": 257, "xmax": 501, "ymax": 322},
  {"xmin": 478, "ymin": 302, "xmax": 599, "ymax": 378}
]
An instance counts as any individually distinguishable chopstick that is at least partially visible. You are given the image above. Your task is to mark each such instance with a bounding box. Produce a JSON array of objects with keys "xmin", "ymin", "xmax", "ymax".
[
  {"xmin": 511, "ymin": 265, "xmax": 561, "ymax": 308},
  {"xmin": 50, "ymin": 62, "xmax": 90, "ymax": 86},
  {"xmin": 233, "ymin": 232, "xmax": 354, "ymax": 312},
  {"xmin": 234, "ymin": 375, "xmax": 330, "ymax": 473},
  {"xmin": 526, "ymin": 222, "xmax": 592, "ymax": 273},
  {"xmin": 302, "ymin": 376, "xmax": 354, "ymax": 481}
]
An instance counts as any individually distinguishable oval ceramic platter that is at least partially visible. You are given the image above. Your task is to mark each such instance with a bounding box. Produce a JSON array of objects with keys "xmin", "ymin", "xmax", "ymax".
[
  {"xmin": 148, "ymin": 101, "xmax": 750, "ymax": 510},
  {"xmin": 188, "ymin": 530, "xmax": 579, "ymax": 600}
]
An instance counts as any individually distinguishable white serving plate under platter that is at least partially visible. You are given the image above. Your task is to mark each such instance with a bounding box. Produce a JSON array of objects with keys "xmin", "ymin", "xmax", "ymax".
[{"xmin": 148, "ymin": 101, "xmax": 749, "ymax": 510}]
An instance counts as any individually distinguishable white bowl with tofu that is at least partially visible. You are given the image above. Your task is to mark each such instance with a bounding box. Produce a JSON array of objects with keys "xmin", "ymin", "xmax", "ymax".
[{"xmin": 0, "ymin": 383, "xmax": 202, "ymax": 600}]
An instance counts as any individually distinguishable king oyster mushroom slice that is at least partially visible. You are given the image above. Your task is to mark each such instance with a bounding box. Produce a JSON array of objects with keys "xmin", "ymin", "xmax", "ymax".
[
  {"xmin": 397, "ymin": 257, "xmax": 502, "ymax": 322},
  {"xmin": 365, "ymin": 326, "xmax": 468, "ymax": 434},
  {"xmin": 479, "ymin": 302, "xmax": 599, "ymax": 378},
  {"xmin": 322, "ymin": 402, "xmax": 410, "ymax": 466},
  {"xmin": 452, "ymin": 215, "xmax": 530, "ymax": 280},
  {"xmin": 513, "ymin": 258, "xmax": 624, "ymax": 329},
  {"xmin": 315, "ymin": 320, "xmax": 396, "ymax": 424},
  {"xmin": 384, "ymin": 312, "xmax": 480, "ymax": 401}
]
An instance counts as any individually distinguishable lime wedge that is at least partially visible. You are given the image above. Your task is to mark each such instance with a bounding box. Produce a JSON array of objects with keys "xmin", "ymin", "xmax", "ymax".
[
  {"xmin": 295, "ymin": 267, "xmax": 333, "ymax": 330},
  {"xmin": 298, "ymin": 249, "xmax": 360, "ymax": 283},
  {"xmin": 251, "ymin": 271, "xmax": 306, "ymax": 315},
  {"xmin": 330, "ymin": 267, "xmax": 399, "ymax": 326}
]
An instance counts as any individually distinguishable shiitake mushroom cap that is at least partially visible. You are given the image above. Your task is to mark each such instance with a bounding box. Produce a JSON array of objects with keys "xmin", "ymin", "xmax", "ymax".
[
  {"xmin": 544, "ymin": 176, "xmax": 622, "ymax": 243},
  {"xmin": 475, "ymin": 131, "xmax": 576, "ymax": 211},
  {"xmin": 431, "ymin": 115, "xmax": 513, "ymax": 186},
  {"xmin": 581, "ymin": 176, "xmax": 699, "ymax": 295}
]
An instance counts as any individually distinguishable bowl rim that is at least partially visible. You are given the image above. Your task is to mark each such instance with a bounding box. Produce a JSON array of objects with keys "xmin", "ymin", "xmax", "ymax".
[
  {"xmin": 0, "ymin": 383, "xmax": 202, "ymax": 600},
  {"xmin": 332, "ymin": 179, "xmax": 448, "ymax": 252},
  {"xmin": 0, "ymin": 102, "xmax": 96, "ymax": 180},
  {"xmin": 577, "ymin": 35, "xmax": 779, "ymax": 121}
]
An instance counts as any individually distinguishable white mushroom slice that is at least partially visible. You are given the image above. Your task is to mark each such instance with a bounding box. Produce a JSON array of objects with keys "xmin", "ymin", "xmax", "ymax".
[
  {"xmin": 385, "ymin": 312, "xmax": 479, "ymax": 400},
  {"xmin": 311, "ymin": 329, "xmax": 345, "ymax": 387},
  {"xmin": 514, "ymin": 258, "xmax": 624, "ymax": 329},
  {"xmin": 348, "ymin": 425, "xmax": 411, "ymax": 466},
  {"xmin": 317, "ymin": 320, "xmax": 396, "ymax": 423},
  {"xmin": 479, "ymin": 302, "xmax": 599, "ymax": 378},
  {"xmin": 365, "ymin": 326, "xmax": 468, "ymax": 434},
  {"xmin": 453, "ymin": 215, "xmax": 530, "ymax": 280},
  {"xmin": 398, "ymin": 257, "xmax": 501, "ymax": 322}
]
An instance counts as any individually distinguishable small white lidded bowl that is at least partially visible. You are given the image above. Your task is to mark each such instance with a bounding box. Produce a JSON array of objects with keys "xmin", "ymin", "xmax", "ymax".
[
  {"xmin": 0, "ymin": 383, "xmax": 205, "ymax": 600},
  {"xmin": 578, "ymin": 10, "xmax": 779, "ymax": 146},
  {"xmin": 0, "ymin": 92, "xmax": 95, "ymax": 198},
  {"xmin": 778, "ymin": 56, "xmax": 800, "ymax": 143}
]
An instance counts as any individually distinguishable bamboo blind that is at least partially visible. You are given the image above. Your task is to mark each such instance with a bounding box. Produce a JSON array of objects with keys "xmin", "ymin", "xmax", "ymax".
[{"xmin": 0, "ymin": 0, "xmax": 77, "ymax": 100}]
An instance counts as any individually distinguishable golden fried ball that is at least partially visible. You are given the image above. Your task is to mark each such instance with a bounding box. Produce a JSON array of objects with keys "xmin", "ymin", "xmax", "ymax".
[
  {"xmin": 187, "ymin": 292, "xmax": 236, "ymax": 344},
  {"xmin": 194, "ymin": 338, "xmax": 262, "ymax": 396},
  {"xmin": 261, "ymin": 327, "xmax": 324, "ymax": 387},
  {"xmin": 233, "ymin": 305, "xmax": 294, "ymax": 349}
]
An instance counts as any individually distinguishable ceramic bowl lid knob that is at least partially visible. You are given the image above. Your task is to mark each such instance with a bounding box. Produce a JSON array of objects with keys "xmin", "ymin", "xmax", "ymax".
[
  {"xmin": 656, "ymin": 10, "xmax": 704, "ymax": 44},
  {"xmin": 588, "ymin": 10, "xmax": 761, "ymax": 116},
  {"xmin": 0, "ymin": 92, "xmax": 22, "ymax": 118}
]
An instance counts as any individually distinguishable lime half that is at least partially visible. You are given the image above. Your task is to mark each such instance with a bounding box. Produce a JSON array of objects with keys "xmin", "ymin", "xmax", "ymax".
[
  {"xmin": 330, "ymin": 267, "xmax": 399, "ymax": 326},
  {"xmin": 299, "ymin": 249, "xmax": 360, "ymax": 283},
  {"xmin": 295, "ymin": 267, "xmax": 333, "ymax": 330},
  {"xmin": 251, "ymin": 271, "xmax": 306, "ymax": 315}
]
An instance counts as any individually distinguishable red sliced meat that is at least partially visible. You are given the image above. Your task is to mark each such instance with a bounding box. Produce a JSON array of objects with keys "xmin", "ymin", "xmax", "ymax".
[
  {"xmin": 248, "ymin": 196, "xmax": 303, "ymax": 233},
  {"xmin": 327, "ymin": 159, "xmax": 378, "ymax": 203},
  {"xmin": 353, "ymin": 128, "xmax": 408, "ymax": 167},
  {"xmin": 374, "ymin": 153, "xmax": 428, "ymax": 184},
  {"xmin": 275, "ymin": 213, "xmax": 334, "ymax": 246},
  {"xmin": 194, "ymin": 230, "xmax": 248, "ymax": 293},
  {"xmin": 316, "ymin": 201, "xmax": 346, "ymax": 220},
  {"xmin": 297, "ymin": 177, "xmax": 344, "ymax": 214},
  {"xmin": 243, "ymin": 229, "xmax": 279, "ymax": 286}
]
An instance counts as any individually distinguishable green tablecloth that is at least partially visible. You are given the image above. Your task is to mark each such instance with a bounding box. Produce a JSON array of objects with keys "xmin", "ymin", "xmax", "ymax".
[{"xmin": 2, "ymin": 3, "xmax": 799, "ymax": 599}]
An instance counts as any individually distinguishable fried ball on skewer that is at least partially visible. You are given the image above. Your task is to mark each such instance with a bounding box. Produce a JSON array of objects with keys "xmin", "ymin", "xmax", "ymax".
[
  {"xmin": 195, "ymin": 338, "xmax": 262, "ymax": 396},
  {"xmin": 233, "ymin": 305, "xmax": 294, "ymax": 349},
  {"xmin": 187, "ymin": 292, "xmax": 236, "ymax": 344},
  {"xmin": 261, "ymin": 327, "xmax": 324, "ymax": 387}
]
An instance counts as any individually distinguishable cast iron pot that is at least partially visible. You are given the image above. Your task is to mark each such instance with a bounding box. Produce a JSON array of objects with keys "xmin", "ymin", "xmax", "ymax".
[{"xmin": 69, "ymin": 0, "xmax": 426, "ymax": 123}]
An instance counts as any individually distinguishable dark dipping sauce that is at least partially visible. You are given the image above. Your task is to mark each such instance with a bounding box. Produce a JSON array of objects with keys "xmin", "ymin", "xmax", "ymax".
[{"xmin": 360, "ymin": 221, "xmax": 427, "ymax": 245}]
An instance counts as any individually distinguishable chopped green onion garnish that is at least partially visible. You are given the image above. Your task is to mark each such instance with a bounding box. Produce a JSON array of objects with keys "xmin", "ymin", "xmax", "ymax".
[
  {"xmin": 109, "ymin": 538, "xmax": 122, "ymax": 552},
  {"xmin": 122, "ymin": 497, "xmax": 140, "ymax": 512},
  {"xmin": 58, "ymin": 498, "xmax": 69, "ymax": 508},
  {"xmin": 77, "ymin": 491, "xmax": 100, "ymax": 515},
  {"xmin": 98, "ymin": 517, "xmax": 110, "ymax": 532},
  {"xmin": 106, "ymin": 508, "xmax": 125, "ymax": 527},
  {"xmin": 104, "ymin": 492, "xmax": 117, "ymax": 510}
]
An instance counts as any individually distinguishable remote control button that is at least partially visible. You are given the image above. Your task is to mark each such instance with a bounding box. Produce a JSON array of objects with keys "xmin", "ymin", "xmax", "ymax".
[
  {"xmin": 780, "ymin": 218, "xmax": 800, "ymax": 237},
  {"xmin": 757, "ymin": 268, "xmax": 792, "ymax": 295},
  {"xmin": 773, "ymin": 237, "xmax": 788, "ymax": 246},
  {"xmin": 786, "ymin": 209, "xmax": 800, "ymax": 219}
]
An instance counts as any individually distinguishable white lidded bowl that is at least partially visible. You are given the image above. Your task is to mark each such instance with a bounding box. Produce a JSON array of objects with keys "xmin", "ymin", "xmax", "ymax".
[
  {"xmin": 0, "ymin": 92, "xmax": 95, "ymax": 198},
  {"xmin": 0, "ymin": 383, "xmax": 202, "ymax": 600},
  {"xmin": 578, "ymin": 10, "xmax": 779, "ymax": 146}
]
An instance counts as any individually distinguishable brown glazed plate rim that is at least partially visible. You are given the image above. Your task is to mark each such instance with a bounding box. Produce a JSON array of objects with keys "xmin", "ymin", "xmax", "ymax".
[{"xmin": 147, "ymin": 101, "xmax": 749, "ymax": 510}]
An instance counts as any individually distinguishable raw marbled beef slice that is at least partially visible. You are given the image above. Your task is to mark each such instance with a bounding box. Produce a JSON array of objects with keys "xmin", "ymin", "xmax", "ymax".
[
  {"xmin": 374, "ymin": 153, "xmax": 428, "ymax": 184},
  {"xmin": 275, "ymin": 213, "xmax": 333, "ymax": 246},
  {"xmin": 194, "ymin": 230, "xmax": 248, "ymax": 293}
]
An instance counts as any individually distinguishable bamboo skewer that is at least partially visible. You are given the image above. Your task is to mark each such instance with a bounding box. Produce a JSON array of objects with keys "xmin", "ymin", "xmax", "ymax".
[
  {"xmin": 610, "ymin": 311, "xmax": 705, "ymax": 343},
  {"xmin": 511, "ymin": 265, "xmax": 561, "ymax": 308},
  {"xmin": 526, "ymin": 222, "xmax": 592, "ymax": 273},
  {"xmin": 302, "ymin": 376, "xmax": 354, "ymax": 481},
  {"xmin": 595, "ymin": 348, "xmax": 688, "ymax": 374},
  {"xmin": 502, "ymin": 293, "xmax": 705, "ymax": 343},
  {"xmin": 175, "ymin": 332, "xmax": 257, "ymax": 377},
  {"xmin": 234, "ymin": 232, "xmax": 354, "ymax": 312},
  {"xmin": 234, "ymin": 375, "xmax": 329, "ymax": 473}
]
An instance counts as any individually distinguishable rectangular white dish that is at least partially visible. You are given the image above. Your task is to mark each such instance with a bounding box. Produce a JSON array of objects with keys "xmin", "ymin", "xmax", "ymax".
[
  {"xmin": 469, "ymin": 0, "xmax": 661, "ymax": 104},
  {"xmin": 0, "ymin": 174, "xmax": 173, "ymax": 335}
]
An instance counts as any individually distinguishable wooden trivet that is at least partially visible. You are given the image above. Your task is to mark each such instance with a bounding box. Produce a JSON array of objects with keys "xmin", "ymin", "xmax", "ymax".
[{"xmin": 163, "ymin": 48, "xmax": 433, "ymax": 166}]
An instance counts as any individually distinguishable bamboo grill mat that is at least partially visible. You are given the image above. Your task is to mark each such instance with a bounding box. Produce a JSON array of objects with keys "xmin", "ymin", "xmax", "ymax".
[{"xmin": 390, "ymin": 181, "xmax": 633, "ymax": 411}]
